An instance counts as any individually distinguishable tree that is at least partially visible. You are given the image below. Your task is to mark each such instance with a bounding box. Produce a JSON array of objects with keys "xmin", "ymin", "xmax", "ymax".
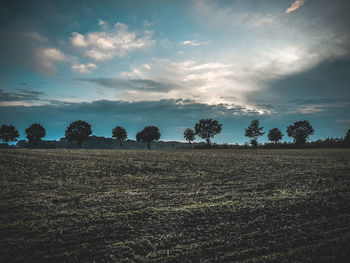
[
  {"xmin": 287, "ymin": 120, "xmax": 314, "ymax": 145},
  {"xmin": 136, "ymin": 126, "xmax": 161, "ymax": 149},
  {"xmin": 268, "ymin": 128, "xmax": 283, "ymax": 144},
  {"xmin": 245, "ymin": 119, "xmax": 265, "ymax": 148},
  {"xmin": 112, "ymin": 126, "xmax": 127, "ymax": 148},
  {"xmin": 183, "ymin": 128, "xmax": 195, "ymax": 145},
  {"xmin": 194, "ymin": 119, "xmax": 222, "ymax": 145},
  {"xmin": 344, "ymin": 129, "xmax": 350, "ymax": 147},
  {"xmin": 25, "ymin": 123, "xmax": 46, "ymax": 147},
  {"xmin": 0, "ymin": 125, "xmax": 19, "ymax": 145},
  {"xmin": 65, "ymin": 120, "xmax": 92, "ymax": 148}
]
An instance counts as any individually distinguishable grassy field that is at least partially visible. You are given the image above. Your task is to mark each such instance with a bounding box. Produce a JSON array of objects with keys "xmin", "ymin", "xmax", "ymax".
[{"xmin": 1, "ymin": 149, "xmax": 350, "ymax": 262}]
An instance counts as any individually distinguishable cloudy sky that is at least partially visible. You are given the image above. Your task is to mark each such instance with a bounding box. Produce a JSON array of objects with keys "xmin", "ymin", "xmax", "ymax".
[{"xmin": 0, "ymin": 0, "xmax": 349, "ymax": 143}]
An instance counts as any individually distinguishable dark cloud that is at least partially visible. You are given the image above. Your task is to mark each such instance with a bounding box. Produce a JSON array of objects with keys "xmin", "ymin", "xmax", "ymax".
[
  {"xmin": 76, "ymin": 78, "xmax": 177, "ymax": 93},
  {"xmin": 0, "ymin": 88, "xmax": 46, "ymax": 102},
  {"xmin": 0, "ymin": 28, "xmax": 55, "ymax": 75},
  {"xmin": 288, "ymin": 98, "xmax": 348, "ymax": 105},
  {"xmin": 307, "ymin": 0, "xmax": 350, "ymax": 38},
  {"xmin": 248, "ymin": 58, "xmax": 350, "ymax": 107}
]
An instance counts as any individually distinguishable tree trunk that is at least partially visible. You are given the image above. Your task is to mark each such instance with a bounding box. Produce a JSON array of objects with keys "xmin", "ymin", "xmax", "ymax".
[
  {"xmin": 147, "ymin": 142, "xmax": 151, "ymax": 149},
  {"xmin": 206, "ymin": 138, "xmax": 211, "ymax": 145},
  {"xmin": 119, "ymin": 140, "xmax": 123, "ymax": 149}
]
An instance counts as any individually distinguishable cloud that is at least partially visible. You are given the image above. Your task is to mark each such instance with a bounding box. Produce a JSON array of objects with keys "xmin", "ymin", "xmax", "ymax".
[
  {"xmin": 35, "ymin": 47, "xmax": 70, "ymax": 73},
  {"xmin": 0, "ymin": 25, "xmax": 71, "ymax": 75},
  {"xmin": 112, "ymin": 43, "xmax": 327, "ymax": 109},
  {"xmin": 246, "ymin": 58, "xmax": 350, "ymax": 115},
  {"xmin": 180, "ymin": 40, "xmax": 205, "ymax": 46},
  {"xmin": 143, "ymin": 20, "xmax": 153, "ymax": 28},
  {"xmin": 70, "ymin": 32, "xmax": 87, "ymax": 47},
  {"xmin": 192, "ymin": 0, "xmax": 279, "ymax": 31},
  {"xmin": 0, "ymin": 88, "xmax": 46, "ymax": 106},
  {"xmin": 72, "ymin": 63, "xmax": 97, "ymax": 74},
  {"xmin": 98, "ymin": 19, "xmax": 106, "ymax": 26},
  {"xmin": 76, "ymin": 77, "xmax": 176, "ymax": 93},
  {"xmin": 70, "ymin": 22, "xmax": 155, "ymax": 61},
  {"xmin": 285, "ymin": 0, "xmax": 306, "ymax": 13}
]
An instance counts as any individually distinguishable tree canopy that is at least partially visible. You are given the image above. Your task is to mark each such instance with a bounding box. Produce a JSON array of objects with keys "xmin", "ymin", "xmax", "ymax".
[
  {"xmin": 194, "ymin": 119, "xmax": 222, "ymax": 145},
  {"xmin": 112, "ymin": 126, "xmax": 127, "ymax": 148},
  {"xmin": 136, "ymin": 126, "xmax": 161, "ymax": 149},
  {"xmin": 287, "ymin": 120, "xmax": 314, "ymax": 145},
  {"xmin": 0, "ymin": 125, "xmax": 19, "ymax": 144},
  {"xmin": 245, "ymin": 119, "xmax": 265, "ymax": 148},
  {"xmin": 183, "ymin": 128, "xmax": 195, "ymax": 145},
  {"xmin": 65, "ymin": 120, "xmax": 92, "ymax": 148},
  {"xmin": 25, "ymin": 123, "xmax": 46, "ymax": 147},
  {"xmin": 268, "ymin": 128, "xmax": 283, "ymax": 144}
]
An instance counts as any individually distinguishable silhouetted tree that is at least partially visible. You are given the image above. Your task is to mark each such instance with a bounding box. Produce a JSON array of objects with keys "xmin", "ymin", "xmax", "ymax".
[
  {"xmin": 136, "ymin": 126, "xmax": 161, "ymax": 149},
  {"xmin": 194, "ymin": 119, "xmax": 222, "ymax": 145},
  {"xmin": 112, "ymin": 126, "xmax": 127, "ymax": 148},
  {"xmin": 268, "ymin": 128, "xmax": 283, "ymax": 144},
  {"xmin": 245, "ymin": 119, "xmax": 265, "ymax": 148},
  {"xmin": 287, "ymin": 120, "xmax": 314, "ymax": 145},
  {"xmin": 25, "ymin": 123, "xmax": 46, "ymax": 147},
  {"xmin": 0, "ymin": 125, "xmax": 19, "ymax": 145},
  {"xmin": 184, "ymin": 128, "xmax": 195, "ymax": 145},
  {"xmin": 344, "ymin": 129, "xmax": 350, "ymax": 147},
  {"xmin": 65, "ymin": 120, "xmax": 92, "ymax": 148}
]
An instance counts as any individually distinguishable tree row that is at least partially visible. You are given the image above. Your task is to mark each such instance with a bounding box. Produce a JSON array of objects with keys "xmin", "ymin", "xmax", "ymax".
[{"xmin": 1, "ymin": 119, "xmax": 350, "ymax": 149}]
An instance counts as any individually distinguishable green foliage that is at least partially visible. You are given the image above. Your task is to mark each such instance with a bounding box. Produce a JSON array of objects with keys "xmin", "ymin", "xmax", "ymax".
[
  {"xmin": 65, "ymin": 120, "xmax": 92, "ymax": 148},
  {"xmin": 25, "ymin": 123, "xmax": 46, "ymax": 147},
  {"xmin": 136, "ymin": 126, "xmax": 161, "ymax": 149},
  {"xmin": 183, "ymin": 128, "xmax": 195, "ymax": 144},
  {"xmin": 245, "ymin": 119, "xmax": 265, "ymax": 148},
  {"xmin": 194, "ymin": 118, "xmax": 222, "ymax": 145},
  {"xmin": 268, "ymin": 128, "xmax": 283, "ymax": 144},
  {"xmin": 287, "ymin": 120, "xmax": 314, "ymax": 145},
  {"xmin": 0, "ymin": 149, "xmax": 349, "ymax": 262},
  {"xmin": 112, "ymin": 126, "xmax": 127, "ymax": 148},
  {"xmin": 0, "ymin": 124, "xmax": 19, "ymax": 144}
]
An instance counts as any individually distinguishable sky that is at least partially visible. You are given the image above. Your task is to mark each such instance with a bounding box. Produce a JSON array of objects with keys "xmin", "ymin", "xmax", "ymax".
[{"xmin": 0, "ymin": 0, "xmax": 349, "ymax": 144}]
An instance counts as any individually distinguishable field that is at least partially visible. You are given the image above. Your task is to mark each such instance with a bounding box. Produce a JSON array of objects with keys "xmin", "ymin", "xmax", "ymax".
[{"xmin": 1, "ymin": 149, "xmax": 350, "ymax": 262}]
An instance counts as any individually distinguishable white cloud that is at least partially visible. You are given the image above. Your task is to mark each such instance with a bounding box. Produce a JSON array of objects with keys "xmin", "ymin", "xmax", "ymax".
[
  {"xmin": 143, "ymin": 20, "xmax": 153, "ymax": 28},
  {"xmin": 72, "ymin": 63, "xmax": 97, "ymax": 74},
  {"xmin": 98, "ymin": 19, "xmax": 106, "ymax": 26},
  {"xmin": 70, "ymin": 22, "xmax": 155, "ymax": 61},
  {"xmin": 180, "ymin": 40, "xmax": 206, "ymax": 46},
  {"xmin": 193, "ymin": 0, "xmax": 278, "ymax": 30},
  {"xmin": 119, "ymin": 58, "xmax": 249, "ymax": 106},
  {"xmin": 114, "ymin": 41, "xmax": 330, "ymax": 115},
  {"xmin": 251, "ymin": 16, "xmax": 275, "ymax": 28},
  {"xmin": 70, "ymin": 32, "xmax": 87, "ymax": 47},
  {"xmin": 286, "ymin": 0, "xmax": 306, "ymax": 14},
  {"xmin": 38, "ymin": 48, "xmax": 68, "ymax": 61},
  {"xmin": 34, "ymin": 47, "xmax": 70, "ymax": 74}
]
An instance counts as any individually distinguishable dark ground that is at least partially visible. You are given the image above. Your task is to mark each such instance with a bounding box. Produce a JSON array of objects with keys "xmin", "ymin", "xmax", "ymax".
[{"xmin": 0, "ymin": 149, "xmax": 349, "ymax": 262}]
